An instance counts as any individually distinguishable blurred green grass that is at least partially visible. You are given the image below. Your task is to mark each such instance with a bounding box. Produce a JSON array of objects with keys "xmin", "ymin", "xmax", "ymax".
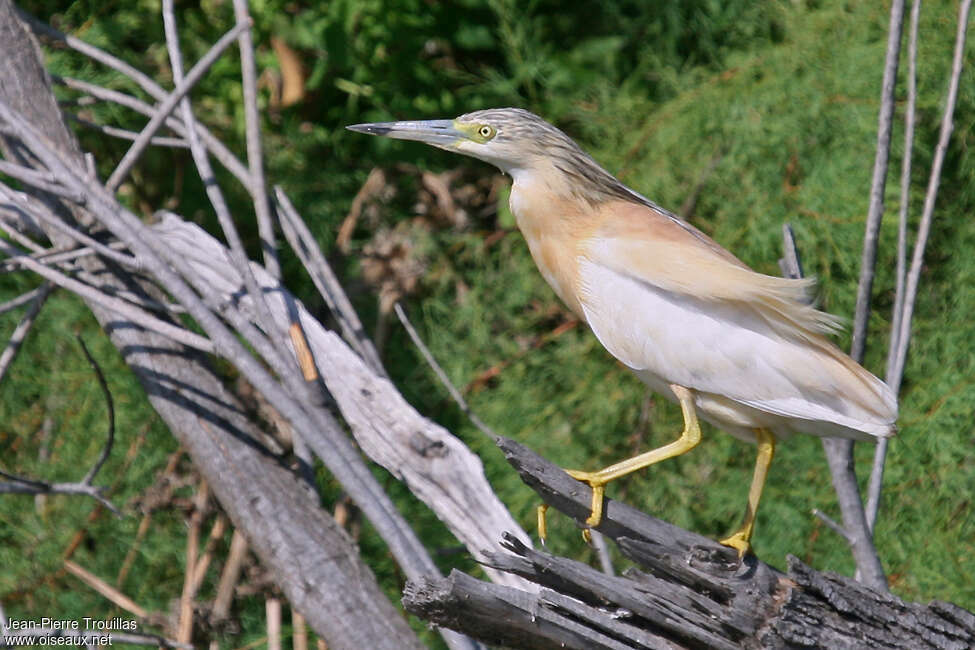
[{"xmin": 3, "ymin": 0, "xmax": 974, "ymax": 645}]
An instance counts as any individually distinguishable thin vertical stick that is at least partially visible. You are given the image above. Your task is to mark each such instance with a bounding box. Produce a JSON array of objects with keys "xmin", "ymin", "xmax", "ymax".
[
  {"xmin": 191, "ymin": 514, "xmax": 228, "ymax": 593},
  {"xmin": 161, "ymin": 1, "xmax": 288, "ymax": 373},
  {"xmin": 266, "ymin": 598, "xmax": 282, "ymax": 650},
  {"xmin": 213, "ymin": 529, "xmax": 249, "ymax": 620},
  {"xmin": 782, "ymin": 226, "xmax": 887, "ymax": 589},
  {"xmin": 850, "ymin": 0, "xmax": 905, "ymax": 362},
  {"xmin": 178, "ymin": 480, "xmax": 208, "ymax": 643},
  {"xmin": 231, "ymin": 0, "xmax": 280, "ymax": 279},
  {"xmin": 867, "ymin": 0, "xmax": 972, "ymax": 532},
  {"xmin": 292, "ymin": 609, "xmax": 308, "ymax": 650},
  {"xmin": 105, "ymin": 20, "xmax": 251, "ymax": 191},
  {"xmin": 871, "ymin": 0, "xmax": 921, "ymax": 535},
  {"xmin": 887, "ymin": 0, "xmax": 922, "ymax": 374},
  {"xmin": 819, "ymin": 0, "xmax": 905, "ymax": 593}
]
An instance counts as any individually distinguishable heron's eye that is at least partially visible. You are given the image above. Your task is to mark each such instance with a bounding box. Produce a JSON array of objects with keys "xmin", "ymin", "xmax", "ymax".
[{"xmin": 477, "ymin": 125, "xmax": 496, "ymax": 140}]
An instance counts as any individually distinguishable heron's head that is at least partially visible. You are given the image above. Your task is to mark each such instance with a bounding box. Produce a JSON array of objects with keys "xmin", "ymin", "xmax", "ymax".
[
  {"xmin": 348, "ymin": 108, "xmax": 582, "ymax": 176},
  {"xmin": 348, "ymin": 107, "xmax": 648, "ymax": 205}
]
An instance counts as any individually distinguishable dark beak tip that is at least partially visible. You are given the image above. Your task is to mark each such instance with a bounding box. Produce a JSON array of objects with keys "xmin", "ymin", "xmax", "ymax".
[{"xmin": 346, "ymin": 123, "xmax": 390, "ymax": 136}]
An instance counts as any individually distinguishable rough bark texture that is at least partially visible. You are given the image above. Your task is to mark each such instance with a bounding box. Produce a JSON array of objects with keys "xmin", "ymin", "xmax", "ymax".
[
  {"xmin": 148, "ymin": 214, "xmax": 534, "ymax": 589},
  {"xmin": 402, "ymin": 438, "xmax": 975, "ymax": 649},
  {"xmin": 0, "ymin": 4, "xmax": 422, "ymax": 647}
]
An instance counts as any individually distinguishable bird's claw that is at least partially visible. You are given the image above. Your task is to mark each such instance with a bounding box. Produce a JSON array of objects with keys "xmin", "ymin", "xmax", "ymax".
[
  {"xmin": 535, "ymin": 469, "xmax": 610, "ymax": 545},
  {"xmin": 536, "ymin": 504, "xmax": 549, "ymax": 545},
  {"xmin": 718, "ymin": 530, "xmax": 753, "ymax": 559},
  {"xmin": 565, "ymin": 469, "xmax": 607, "ymax": 537}
]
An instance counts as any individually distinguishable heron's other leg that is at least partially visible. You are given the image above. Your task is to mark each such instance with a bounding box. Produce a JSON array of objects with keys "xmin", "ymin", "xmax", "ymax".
[
  {"xmin": 719, "ymin": 427, "xmax": 776, "ymax": 558},
  {"xmin": 544, "ymin": 385, "xmax": 701, "ymax": 542}
]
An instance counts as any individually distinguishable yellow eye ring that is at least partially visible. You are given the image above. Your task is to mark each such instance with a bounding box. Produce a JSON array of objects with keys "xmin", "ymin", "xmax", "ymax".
[{"xmin": 478, "ymin": 125, "xmax": 496, "ymax": 140}]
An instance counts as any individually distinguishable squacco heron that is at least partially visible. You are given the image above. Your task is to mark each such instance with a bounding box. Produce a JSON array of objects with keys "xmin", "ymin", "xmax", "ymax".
[{"xmin": 348, "ymin": 108, "xmax": 897, "ymax": 556}]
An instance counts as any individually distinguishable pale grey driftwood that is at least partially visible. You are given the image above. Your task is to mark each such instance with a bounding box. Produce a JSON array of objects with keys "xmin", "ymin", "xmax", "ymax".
[{"xmin": 151, "ymin": 213, "xmax": 535, "ymax": 591}]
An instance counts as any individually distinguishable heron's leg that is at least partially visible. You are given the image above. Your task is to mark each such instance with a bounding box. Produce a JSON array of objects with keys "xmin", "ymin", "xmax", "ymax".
[
  {"xmin": 546, "ymin": 385, "xmax": 700, "ymax": 542},
  {"xmin": 719, "ymin": 427, "xmax": 776, "ymax": 558}
]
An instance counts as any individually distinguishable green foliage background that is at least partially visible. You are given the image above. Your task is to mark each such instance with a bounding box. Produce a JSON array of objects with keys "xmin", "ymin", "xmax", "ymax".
[{"xmin": 2, "ymin": 0, "xmax": 974, "ymax": 646}]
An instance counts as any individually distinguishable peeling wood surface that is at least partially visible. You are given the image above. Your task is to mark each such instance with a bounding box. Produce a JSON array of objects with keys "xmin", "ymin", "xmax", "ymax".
[
  {"xmin": 403, "ymin": 438, "xmax": 975, "ymax": 649},
  {"xmin": 151, "ymin": 214, "xmax": 534, "ymax": 591}
]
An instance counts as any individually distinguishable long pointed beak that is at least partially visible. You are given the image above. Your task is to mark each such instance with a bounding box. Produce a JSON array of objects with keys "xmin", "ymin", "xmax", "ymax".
[{"xmin": 346, "ymin": 119, "xmax": 465, "ymax": 147}]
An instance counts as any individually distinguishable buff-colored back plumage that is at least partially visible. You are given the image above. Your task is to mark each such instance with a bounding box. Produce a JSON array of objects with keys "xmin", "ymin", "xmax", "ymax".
[{"xmin": 455, "ymin": 108, "xmax": 898, "ymax": 440}]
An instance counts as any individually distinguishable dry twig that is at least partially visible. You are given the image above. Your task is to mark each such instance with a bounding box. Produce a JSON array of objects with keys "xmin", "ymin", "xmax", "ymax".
[
  {"xmin": 866, "ymin": 0, "xmax": 973, "ymax": 532},
  {"xmin": 0, "ymin": 336, "xmax": 119, "ymax": 513},
  {"xmin": 393, "ymin": 302, "xmax": 498, "ymax": 441},
  {"xmin": 0, "ymin": 281, "xmax": 51, "ymax": 383},
  {"xmin": 817, "ymin": 0, "xmax": 906, "ymax": 592},
  {"xmin": 64, "ymin": 560, "xmax": 148, "ymax": 618}
]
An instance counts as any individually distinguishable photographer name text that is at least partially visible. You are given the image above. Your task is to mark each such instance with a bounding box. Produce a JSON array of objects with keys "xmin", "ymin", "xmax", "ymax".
[{"xmin": 6, "ymin": 618, "xmax": 136, "ymax": 632}]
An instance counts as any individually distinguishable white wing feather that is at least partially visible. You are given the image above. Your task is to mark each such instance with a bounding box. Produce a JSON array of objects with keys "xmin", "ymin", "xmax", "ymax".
[{"xmin": 576, "ymin": 257, "xmax": 896, "ymax": 438}]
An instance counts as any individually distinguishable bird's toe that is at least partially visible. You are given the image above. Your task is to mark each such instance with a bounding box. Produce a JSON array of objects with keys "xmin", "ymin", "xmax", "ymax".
[{"xmin": 718, "ymin": 531, "xmax": 753, "ymax": 559}]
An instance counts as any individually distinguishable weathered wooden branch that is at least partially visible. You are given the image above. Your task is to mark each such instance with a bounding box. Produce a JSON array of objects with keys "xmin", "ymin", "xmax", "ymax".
[
  {"xmin": 402, "ymin": 438, "xmax": 975, "ymax": 649},
  {"xmin": 0, "ymin": 4, "xmax": 425, "ymax": 646},
  {"xmin": 148, "ymin": 213, "xmax": 533, "ymax": 590}
]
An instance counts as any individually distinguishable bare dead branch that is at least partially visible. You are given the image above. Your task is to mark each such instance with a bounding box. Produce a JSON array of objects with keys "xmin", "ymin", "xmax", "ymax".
[
  {"xmin": 212, "ymin": 529, "xmax": 248, "ymax": 621},
  {"xmin": 266, "ymin": 598, "xmax": 282, "ymax": 650},
  {"xmin": 812, "ymin": 508, "xmax": 854, "ymax": 544},
  {"xmin": 887, "ymin": 0, "xmax": 922, "ymax": 392},
  {"xmin": 78, "ymin": 336, "xmax": 115, "ymax": 484},
  {"xmin": 177, "ymin": 480, "xmax": 208, "ymax": 644},
  {"xmin": 867, "ymin": 0, "xmax": 972, "ymax": 533},
  {"xmin": 0, "ymin": 333, "xmax": 120, "ymax": 513},
  {"xmin": 781, "ymin": 225, "xmax": 886, "ymax": 587},
  {"xmin": 0, "ymin": 281, "xmax": 50, "ymax": 383},
  {"xmin": 433, "ymin": 439, "xmax": 975, "ymax": 650},
  {"xmin": 66, "ymin": 112, "xmax": 189, "ymax": 148},
  {"xmin": 0, "ymin": 246, "xmax": 180, "ymax": 315},
  {"xmin": 0, "ymin": 158, "xmax": 85, "ymax": 201},
  {"xmin": 590, "ymin": 530, "xmax": 615, "ymax": 576},
  {"xmin": 106, "ymin": 18, "xmax": 251, "ymax": 190},
  {"xmin": 0, "ymin": 207, "xmax": 47, "ymax": 250},
  {"xmin": 21, "ymin": 9, "xmax": 166, "ymax": 101},
  {"xmin": 292, "ymin": 609, "xmax": 308, "ymax": 650},
  {"xmin": 890, "ymin": 0, "xmax": 972, "ymax": 407},
  {"xmin": 231, "ymin": 0, "xmax": 280, "ymax": 279},
  {"xmin": 0, "ymin": 237, "xmax": 214, "ymax": 352},
  {"xmin": 190, "ymin": 513, "xmax": 227, "ymax": 594},
  {"xmin": 0, "ymin": 105, "xmax": 456, "ymax": 623},
  {"xmin": 161, "ymin": 1, "xmax": 289, "ymax": 375},
  {"xmin": 0, "ymin": 473, "xmax": 118, "ymax": 512},
  {"xmin": 54, "ymin": 76, "xmax": 251, "ymax": 185},
  {"xmin": 0, "ymin": 10, "xmax": 425, "ymax": 643},
  {"xmin": 811, "ymin": 0, "xmax": 907, "ymax": 594},
  {"xmin": 393, "ymin": 301, "xmax": 499, "ymax": 441},
  {"xmin": 0, "ymin": 283, "xmax": 49, "ymax": 315},
  {"xmin": 64, "ymin": 560, "xmax": 149, "ymax": 618},
  {"xmin": 850, "ymin": 0, "xmax": 905, "ymax": 362},
  {"xmin": 153, "ymin": 213, "xmax": 532, "ymax": 592},
  {"xmin": 273, "ymin": 185, "xmax": 386, "ymax": 375},
  {"xmin": 872, "ymin": 0, "xmax": 922, "ymax": 539},
  {"xmin": 1, "ymin": 185, "xmax": 143, "ymax": 269}
]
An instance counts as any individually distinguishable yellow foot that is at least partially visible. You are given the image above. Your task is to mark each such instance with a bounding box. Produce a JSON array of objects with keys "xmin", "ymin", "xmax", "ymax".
[
  {"xmin": 718, "ymin": 530, "xmax": 753, "ymax": 559},
  {"xmin": 537, "ymin": 504, "xmax": 549, "ymax": 545},
  {"xmin": 565, "ymin": 469, "xmax": 607, "ymax": 543}
]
